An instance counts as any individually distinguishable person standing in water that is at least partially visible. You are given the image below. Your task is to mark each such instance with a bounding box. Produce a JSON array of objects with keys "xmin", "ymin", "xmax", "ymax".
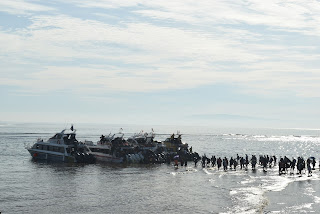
[
  {"xmin": 312, "ymin": 158, "xmax": 316, "ymax": 170},
  {"xmin": 251, "ymin": 155, "xmax": 257, "ymax": 170},
  {"xmin": 223, "ymin": 157, "xmax": 228, "ymax": 171},
  {"xmin": 202, "ymin": 155, "xmax": 207, "ymax": 168},
  {"xmin": 211, "ymin": 155, "xmax": 216, "ymax": 167},
  {"xmin": 217, "ymin": 157, "xmax": 222, "ymax": 170},
  {"xmin": 229, "ymin": 157, "xmax": 234, "ymax": 170},
  {"xmin": 290, "ymin": 157, "xmax": 296, "ymax": 174},
  {"xmin": 245, "ymin": 154, "xmax": 249, "ymax": 170},
  {"xmin": 307, "ymin": 158, "xmax": 312, "ymax": 176}
]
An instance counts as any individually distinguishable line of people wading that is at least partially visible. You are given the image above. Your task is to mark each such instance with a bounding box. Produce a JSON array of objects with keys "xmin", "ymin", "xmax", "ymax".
[{"xmin": 181, "ymin": 154, "xmax": 318, "ymax": 176}]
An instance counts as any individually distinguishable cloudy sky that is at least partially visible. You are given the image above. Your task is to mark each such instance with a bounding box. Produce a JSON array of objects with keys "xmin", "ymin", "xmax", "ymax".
[{"xmin": 1, "ymin": 0, "xmax": 320, "ymax": 128}]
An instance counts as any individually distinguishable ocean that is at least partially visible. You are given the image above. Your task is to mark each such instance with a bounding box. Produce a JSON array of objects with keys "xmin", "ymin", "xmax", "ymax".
[{"xmin": 1, "ymin": 122, "xmax": 320, "ymax": 214}]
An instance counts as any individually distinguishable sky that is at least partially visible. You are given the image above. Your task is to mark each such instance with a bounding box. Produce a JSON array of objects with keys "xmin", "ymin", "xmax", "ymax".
[{"xmin": 1, "ymin": 0, "xmax": 320, "ymax": 128}]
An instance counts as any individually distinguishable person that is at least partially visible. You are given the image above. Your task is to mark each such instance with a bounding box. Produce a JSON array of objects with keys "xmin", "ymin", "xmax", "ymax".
[
  {"xmin": 297, "ymin": 157, "xmax": 304, "ymax": 175},
  {"xmin": 194, "ymin": 155, "xmax": 199, "ymax": 167},
  {"xmin": 171, "ymin": 133, "xmax": 175, "ymax": 143},
  {"xmin": 251, "ymin": 155, "xmax": 257, "ymax": 170},
  {"xmin": 262, "ymin": 156, "xmax": 268, "ymax": 172},
  {"xmin": 290, "ymin": 158, "xmax": 296, "ymax": 174},
  {"xmin": 245, "ymin": 154, "xmax": 249, "ymax": 170},
  {"xmin": 202, "ymin": 155, "xmax": 207, "ymax": 168},
  {"xmin": 173, "ymin": 154, "xmax": 179, "ymax": 167},
  {"xmin": 180, "ymin": 155, "xmax": 184, "ymax": 166},
  {"xmin": 312, "ymin": 158, "xmax": 316, "ymax": 170},
  {"xmin": 174, "ymin": 159, "xmax": 179, "ymax": 167},
  {"xmin": 211, "ymin": 156, "xmax": 216, "ymax": 167},
  {"xmin": 217, "ymin": 157, "xmax": 222, "ymax": 170},
  {"xmin": 240, "ymin": 157, "xmax": 245, "ymax": 170},
  {"xmin": 233, "ymin": 158, "xmax": 238, "ymax": 170},
  {"xmin": 269, "ymin": 156, "xmax": 274, "ymax": 168},
  {"xmin": 207, "ymin": 157, "xmax": 211, "ymax": 167},
  {"xmin": 229, "ymin": 157, "xmax": 234, "ymax": 170},
  {"xmin": 283, "ymin": 156, "xmax": 291, "ymax": 173},
  {"xmin": 223, "ymin": 157, "xmax": 228, "ymax": 171},
  {"xmin": 307, "ymin": 158, "xmax": 312, "ymax": 176},
  {"xmin": 279, "ymin": 158, "xmax": 285, "ymax": 175}
]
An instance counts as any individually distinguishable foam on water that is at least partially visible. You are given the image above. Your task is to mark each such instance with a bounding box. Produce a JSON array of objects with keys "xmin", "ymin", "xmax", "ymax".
[
  {"xmin": 221, "ymin": 165, "xmax": 320, "ymax": 213},
  {"xmin": 289, "ymin": 203, "xmax": 313, "ymax": 210},
  {"xmin": 203, "ymin": 168, "xmax": 213, "ymax": 175},
  {"xmin": 262, "ymin": 175, "xmax": 292, "ymax": 192},
  {"xmin": 314, "ymin": 196, "xmax": 320, "ymax": 203},
  {"xmin": 225, "ymin": 186, "xmax": 267, "ymax": 214},
  {"xmin": 169, "ymin": 167, "xmax": 197, "ymax": 176}
]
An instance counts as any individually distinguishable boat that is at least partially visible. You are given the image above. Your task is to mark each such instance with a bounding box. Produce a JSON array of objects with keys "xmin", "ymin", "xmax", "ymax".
[
  {"xmin": 87, "ymin": 130, "xmax": 190, "ymax": 164},
  {"xmin": 163, "ymin": 132, "xmax": 188, "ymax": 153},
  {"xmin": 127, "ymin": 130, "xmax": 155, "ymax": 146},
  {"xmin": 87, "ymin": 130, "xmax": 162, "ymax": 164},
  {"xmin": 86, "ymin": 144, "xmax": 125, "ymax": 163},
  {"xmin": 127, "ymin": 130, "xmax": 165, "ymax": 152},
  {"xmin": 26, "ymin": 128, "xmax": 95, "ymax": 163},
  {"xmin": 86, "ymin": 131, "xmax": 126, "ymax": 163}
]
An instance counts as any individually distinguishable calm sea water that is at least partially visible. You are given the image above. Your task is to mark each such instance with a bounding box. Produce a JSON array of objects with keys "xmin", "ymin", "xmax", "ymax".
[{"xmin": 1, "ymin": 123, "xmax": 320, "ymax": 213}]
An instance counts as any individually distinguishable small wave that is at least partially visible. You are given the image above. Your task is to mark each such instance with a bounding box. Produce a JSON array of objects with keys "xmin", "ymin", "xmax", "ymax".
[
  {"xmin": 225, "ymin": 186, "xmax": 267, "ymax": 214},
  {"xmin": 209, "ymin": 178, "xmax": 215, "ymax": 183},
  {"xmin": 230, "ymin": 190, "xmax": 237, "ymax": 195},
  {"xmin": 252, "ymin": 135, "xmax": 267, "ymax": 138},
  {"xmin": 169, "ymin": 167, "xmax": 197, "ymax": 176},
  {"xmin": 240, "ymin": 179, "xmax": 255, "ymax": 185},
  {"xmin": 289, "ymin": 203, "xmax": 313, "ymax": 210},
  {"xmin": 314, "ymin": 196, "xmax": 320, "ymax": 203},
  {"xmin": 262, "ymin": 176, "xmax": 291, "ymax": 192},
  {"xmin": 203, "ymin": 168, "xmax": 212, "ymax": 175}
]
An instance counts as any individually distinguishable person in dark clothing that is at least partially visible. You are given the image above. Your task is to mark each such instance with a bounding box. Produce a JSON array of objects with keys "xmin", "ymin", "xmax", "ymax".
[
  {"xmin": 202, "ymin": 155, "xmax": 207, "ymax": 168},
  {"xmin": 251, "ymin": 155, "xmax": 257, "ymax": 170},
  {"xmin": 211, "ymin": 156, "xmax": 216, "ymax": 167},
  {"xmin": 312, "ymin": 158, "xmax": 316, "ymax": 170},
  {"xmin": 307, "ymin": 158, "xmax": 312, "ymax": 176},
  {"xmin": 217, "ymin": 157, "xmax": 222, "ymax": 170},
  {"xmin": 223, "ymin": 157, "xmax": 228, "ymax": 171},
  {"xmin": 290, "ymin": 158, "xmax": 296, "ymax": 174}
]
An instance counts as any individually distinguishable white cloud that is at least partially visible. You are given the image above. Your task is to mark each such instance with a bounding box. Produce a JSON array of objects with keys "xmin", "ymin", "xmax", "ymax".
[
  {"xmin": 1, "ymin": 0, "xmax": 320, "ymax": 98},
  {"xmin": 58, "ymin": 0, "xmax": 142, "ymax": 9},
  {"xmin": 0, "ymin": 0, "xmax": 54, "ymax": 15}
]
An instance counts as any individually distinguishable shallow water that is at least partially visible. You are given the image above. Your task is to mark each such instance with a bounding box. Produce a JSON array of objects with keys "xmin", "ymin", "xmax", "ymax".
[{"xmin": 1, "ymin": 123, "xmax": 320, "ymax": 213}]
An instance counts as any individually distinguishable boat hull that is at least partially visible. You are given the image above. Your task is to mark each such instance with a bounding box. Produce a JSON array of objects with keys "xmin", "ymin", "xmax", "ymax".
[
  {"xmin": 28, "ymin": 149, "xmax": 75, "ymax": 163},
  {"xmin": 91, "ymin": 153, "xmax": 123, "ymax": 163}
]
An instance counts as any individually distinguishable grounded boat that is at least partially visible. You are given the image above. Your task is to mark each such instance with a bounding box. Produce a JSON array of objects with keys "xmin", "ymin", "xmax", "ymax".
[
  {"xmin": 127, "ymin": 130, "xmax": 165, "ymax": 152},
  {"xmin": 86, "ymin": 144, "xmax": 124, "ymax": 163},
  {"xmin": 163, "ymin": 133, "xmax": 188, "ymax": 152},
  {"xmin": 86, "ymin": 132, "xmax": 127, "ymax": 163},
  {"xmin": 26, "ymin": 128, "xmax": 95, "ymax": 163},
  {"xmin": 87, "ymin": 130, "xmax": 192, "ymax": 164},
  {"xmin": 87, "ymin": 130, "xmax": 164, "ymax": 164}
]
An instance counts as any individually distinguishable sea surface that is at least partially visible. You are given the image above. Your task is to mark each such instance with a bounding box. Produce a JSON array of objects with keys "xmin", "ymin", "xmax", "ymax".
[{"xmin": 1, "ymin": 123, "xmax": 320, "ymax": 214}]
